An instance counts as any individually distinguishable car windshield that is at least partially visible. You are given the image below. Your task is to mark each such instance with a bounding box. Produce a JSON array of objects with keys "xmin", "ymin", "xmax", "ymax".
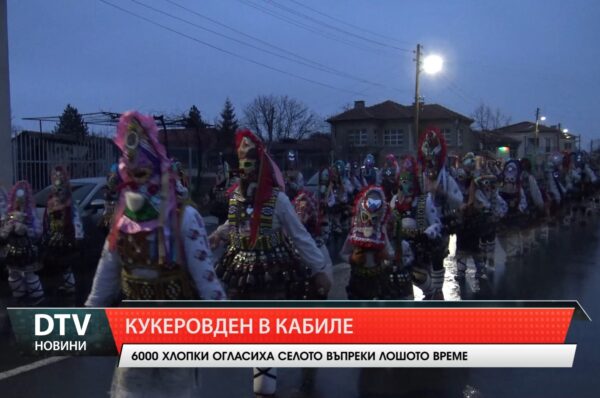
[
  {"xmin": 306, "ymin": 172, "xmax": 319, "ymax": 186},
  {"xmin": 35, "ymin": 182, "xmax": 96, "ymax": 207}
]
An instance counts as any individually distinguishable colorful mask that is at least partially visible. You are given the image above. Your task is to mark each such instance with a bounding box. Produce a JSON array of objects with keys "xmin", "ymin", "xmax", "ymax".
[
  {"xmin": 502, "ymin": 159, "xmax": 521, "ymax": 185},
  {"xmin": 418, "ymin": 126, "xmax": 447, "ymax": 181},
  {"xmin": 50, "ymin": 166, "xmax": 71, "ymax": 201},
  {"xmin": 237, "ymin": 136, "xmax": 258, "ymax": 181},
  {"xmin": 462, "ymin": 152, "xmax": 476, "ymax": 173},
  {"xmin": 350, "ymin": 186, "xmax": 388, "ymax": 249},
  {"xmin": 8, "ymin": 180, "xmax": 34, "ymax": 216},
  {"xmin": 361, "ymin": 154, "xmax": 378, "ymax": 185},
  {"xmin": 397, "ymin": 155, "xmax": 419, "ymax": 198}
]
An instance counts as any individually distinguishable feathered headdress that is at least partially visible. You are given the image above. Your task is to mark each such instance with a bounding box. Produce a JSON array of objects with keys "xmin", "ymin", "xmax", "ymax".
[
  {"xmin": 235, "ymin": 129, "xmax": 284, "ymax": 248},
  {"xmin": 108, "ymin": 111, "xmax": 177, "ymax": 262}
]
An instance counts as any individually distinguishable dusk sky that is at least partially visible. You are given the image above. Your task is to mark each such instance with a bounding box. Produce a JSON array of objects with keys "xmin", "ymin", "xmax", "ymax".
[{"xmin": 7, "ymin": 0, "xmax": 600, "ymax": 145}]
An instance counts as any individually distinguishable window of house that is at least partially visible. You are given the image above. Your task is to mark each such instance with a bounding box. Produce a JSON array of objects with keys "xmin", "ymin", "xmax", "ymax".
[
  {"xmin": 545, "ymin": 137, "xmax": 553, "ymax": 153},
  {"xmin": 348, "ymin": 129, "xmax": 367, "ymax": 146},
  {"xmin": 383, "ymin": 129, "xmax": 404, "ymax": 146},
  {"xmin": 442, "ymin": 128, "xmax": 453, "ymax": 145}
]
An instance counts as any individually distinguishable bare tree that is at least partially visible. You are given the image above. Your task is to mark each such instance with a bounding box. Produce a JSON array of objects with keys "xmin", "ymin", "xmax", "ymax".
[
  {"xmin": 243, "ymin": 95, "xmax": 319, "ymax": 147},
  {"xmin": 244, "ymin": 95, "xmax": 278, "ymax": 145},
  {"xmin": 472, "ymin": 102, "xmax": 511, "ymax": 130}
]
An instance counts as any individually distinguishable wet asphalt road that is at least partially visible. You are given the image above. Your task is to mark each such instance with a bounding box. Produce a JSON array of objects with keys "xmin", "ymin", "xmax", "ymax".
[{"xmin": 1, "ymin": 216, "xmax": 600, "ymax": 397}]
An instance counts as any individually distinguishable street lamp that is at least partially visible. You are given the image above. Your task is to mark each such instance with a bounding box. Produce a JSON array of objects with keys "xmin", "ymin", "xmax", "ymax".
[
  {"xmin": 422, "ymin": 54, "xmax": 444, "ymax": 74},
  {"xmin": 562, "ymin": 128, "xmax": 569, "ymax": 133},
  {"xmin": 414, "ymin": 44, "xmax": 443, "ymax": 151}
]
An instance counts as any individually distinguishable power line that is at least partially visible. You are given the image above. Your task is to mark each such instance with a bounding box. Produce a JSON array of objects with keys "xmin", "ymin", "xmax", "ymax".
[
  {"xmin": 156, "ymin": 0, "xmax": 404, "ymax": 92},
  {"xmin": 98, "ymin": 0, "xmax": 366, "ymax": 96},
  {"xmin": 236, "ymin": 0, "xmax": 390, "ymax": 55},
  {"xmin": 264, "ymin": 0, "xmax": 411, "ymax": 52},
  {"xmin": 284, "ymin": 0, "xmax": 411, "ymax": 46}
]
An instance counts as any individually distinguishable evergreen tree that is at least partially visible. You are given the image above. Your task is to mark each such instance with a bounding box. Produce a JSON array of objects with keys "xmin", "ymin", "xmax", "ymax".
[
  {"xmin": 53, "ymin": 104, "xmax": 88, "ymax": 138},
  {"xmin": 217, "ymin": 98, "xmax": 239, "ymax": 136},
  {"xmin": 216, "ymin": 99, "xmax": 239, "ymax": 163},
  {"xmin": 184, "ymin": 105, "xmax": 205, "ymax": 129}
]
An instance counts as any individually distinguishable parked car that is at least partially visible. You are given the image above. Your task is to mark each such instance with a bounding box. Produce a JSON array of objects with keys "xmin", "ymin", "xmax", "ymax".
[
  {"xmin": 34, "ymin": 177, "xmax": 108, "ymax": 260},
  {"xmin": 304, "ymin": 171, "xmax": 319, "ymax": 195}
]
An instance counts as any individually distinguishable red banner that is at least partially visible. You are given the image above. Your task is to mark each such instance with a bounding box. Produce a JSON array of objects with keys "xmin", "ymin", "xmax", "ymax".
[{"xmin": 105, "ymin": 308, "xmax": 574, "ymax": 351}]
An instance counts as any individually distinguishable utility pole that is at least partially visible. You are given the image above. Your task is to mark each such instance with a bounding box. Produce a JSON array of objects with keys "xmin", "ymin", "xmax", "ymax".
[
  {"xmin": 0, "ymin": 0, "xmax": 13, "ymax": 185},
  {"xmin": 413, "ymin": 44, "xmax": 422, "ymax": 152},
  {"xmin": 534, "ymin": 107, "xmax": 540, "ymax": 154}
]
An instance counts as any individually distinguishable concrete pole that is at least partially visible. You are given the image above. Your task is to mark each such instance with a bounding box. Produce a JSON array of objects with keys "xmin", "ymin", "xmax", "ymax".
[
  {"xmin": 413, "ymin": 44, "xmax": 422, "ymax": 153},
  {"xmin": 0, "ymin": 0, "xmax": 13, "ymax": 186}
]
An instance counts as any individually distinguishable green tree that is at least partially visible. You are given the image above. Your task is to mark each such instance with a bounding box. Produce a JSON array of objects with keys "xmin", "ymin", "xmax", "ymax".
[
  {"xmin": 53, "ymin": 104, "xmax": 88, "ymax": 138},
  {"xmin": 216, "ymin": 98, "xmax": 239, "ymax": 163},
  {"xmin": 217, "ymin": 98, "xmax": 239, "ymax": 136},
  {"xmin": 184, "ymin": 105, "xmax": 205, "ymax": 129}
]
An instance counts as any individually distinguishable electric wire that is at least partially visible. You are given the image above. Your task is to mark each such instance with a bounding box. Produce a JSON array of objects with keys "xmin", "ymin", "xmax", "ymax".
[{"xmin": 98, "ymin": 0, "xmax": 367, "ymax": 96}]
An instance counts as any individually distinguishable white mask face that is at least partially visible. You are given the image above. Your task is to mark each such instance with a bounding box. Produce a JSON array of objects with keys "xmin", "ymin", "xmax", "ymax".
[{"xmin": 125, "ymin": 191, "xmax": 146, "ymax": 212}]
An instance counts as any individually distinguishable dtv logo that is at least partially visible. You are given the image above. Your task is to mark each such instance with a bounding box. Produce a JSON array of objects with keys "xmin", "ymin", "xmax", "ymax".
[{"xmin": 35, "ymin": 314, "xmax": 91, "ymax": 336}]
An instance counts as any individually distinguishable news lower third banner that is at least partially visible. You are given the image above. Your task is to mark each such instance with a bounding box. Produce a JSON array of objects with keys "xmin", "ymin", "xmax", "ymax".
[{"xmin": 7, "ymin": 301, "xmax": 589, "ymax": 368}]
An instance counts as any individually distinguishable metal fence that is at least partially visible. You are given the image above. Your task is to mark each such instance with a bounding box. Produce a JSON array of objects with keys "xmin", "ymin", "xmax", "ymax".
[{"xmin": 11, "ymin": 131, "xmax": 118, "ymax": 192}]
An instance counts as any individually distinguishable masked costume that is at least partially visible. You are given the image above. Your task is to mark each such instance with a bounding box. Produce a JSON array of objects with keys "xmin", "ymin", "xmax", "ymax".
[
  {"xmin": 454, "ymin": 153, "xmax": 479, "ymax": 279},
  {"xmin": 457, "ymin": 173, "xmax": 507, "ymax": 279},
  {"xmin": 418, "ymin": 126, "xmax": 463, "ymax": 299},
  {"xmin": 171, "ymin": 159, "xmax": 192, "ymax": 205},
  {"xmin": 42, "ymin": 166, "xmax": 84, "ymax": 294},
  {"xmin": 381, "ymin": 154, "xmax": 400, "ymax": 202},
  {"xmin": 292, "ymin": 189, "xmax": 333, "ymax": 288},
  {"xmin": 498, "ymin": 159, "xmax": 528, "ymax": 257},
  {"xmin": 211, "ymin": 154, "xmax": 231, "ymax": 224},
  {"xmin": 519, "ymin": 158, "xmax": 546, "ymax": 251},
  {"xmin": 283, "ymin": 150, "xmax": 304, "ymax": 200},
  {"xmin": 85, "ymin": 111, "xmax": 224, "ymax": 398},
  {"xmin": 0, "ymin": 181, "xmax": 44, "ymax": 303},
  {"xmin": 210, "ymin": 129, "xmax": 329, "ymax": 397},
  {"xmin": 99, "ymin": 164, "xmax": 120, "ymax": 234},
  {"xmin": 565, "ymin": 151, "xmax": 598, "ymax": 222},
  {"xmin": 361, "ymin": 154, "xmax": 380, "ymax": 186},
  {"xmin": 389, "ymin": 155, "xmax": 442, "ymax": 299},
  {"xmin": 329, "ymin": 160, "xmax": 353, "ymax": 235},
  {"xmin": 340, "ymin": 186, "xmax": 396, "ymax": 299},
  {"xmin": 543, "ymin": 152, "xmax": 567, "ymax": 222},
  {"xmin": 349, "ymin": 160, "xmax": 364, "ymax": 193}
]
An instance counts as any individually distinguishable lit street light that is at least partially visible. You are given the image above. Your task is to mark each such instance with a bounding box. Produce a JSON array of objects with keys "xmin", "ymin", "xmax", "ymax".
[
  {"xmin": 422, "ymin": 54, "xmax": 444, "ymax": 75},
  {"xmin": 414, "ymin": 44, "xmax": 443, "ymax": 150},
  {"xmin": 540, "ymin": 116, "xmax": 547, "ymax": 121},
  {"xmin": 563, "ymin": 128, "xmax": 569, "ymax": 133}
]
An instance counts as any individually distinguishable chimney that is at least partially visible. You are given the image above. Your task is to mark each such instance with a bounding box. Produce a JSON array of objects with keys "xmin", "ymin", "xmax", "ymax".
[{"xmin": 354, "ymin": 100, "xmax": 365, "ymax": 109}]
